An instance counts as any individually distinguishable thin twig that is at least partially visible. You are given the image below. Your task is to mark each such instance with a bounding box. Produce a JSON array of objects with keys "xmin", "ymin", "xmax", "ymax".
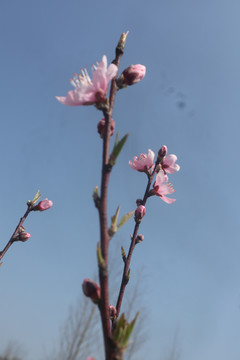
[
  {"xmin": 115, "ymin": 163, "xmax": 159, "ymax": 318},
  {"xmin": 0, "ymin": 203, "xmax": 33, "ymax": 262}
]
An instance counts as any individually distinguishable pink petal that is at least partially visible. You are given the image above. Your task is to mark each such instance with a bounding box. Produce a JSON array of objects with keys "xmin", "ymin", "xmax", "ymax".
[
  {"xmin": 163, "ymin": 154, "xmax": 180, "ymax": 173},
  {"xmin": 165, "ymin": 154, "xmax": 177, "ymax": 166},
  {"xmin": 160, "ymin": 195, "xmax": 176, "ymax": 204},
  {"xmin": 56, "ymin": 91, "xmax": 85, "ymax": 106},
  {"xmin": 129, "ymin": 159, "xmax": 137, "ymax": 170},
  {"xmin": 158, "ymin": 183, "xmax": 174, "ymax": 195},
  {"xmin": 101, "ymin": 55, "xmax": 108, "ymax": 69},
  {"xmin": 154, "ymin": 170, "xmax": 168, "ymax": 186},
  {"xmin": 106, "ymin": 63, "xmax": 118, "ymax": 82},
  {"xmin": 147, "ymin": 149, "xmax": 155, "ymax": 166},
  {"xmin": 92, "ymin": 56, "xmax": 109, "ymax": 93}
]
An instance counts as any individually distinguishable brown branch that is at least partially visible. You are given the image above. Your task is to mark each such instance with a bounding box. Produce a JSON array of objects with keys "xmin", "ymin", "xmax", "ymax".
[
  {"xmin": 0, "ymin": 203, "xmax": 33, "ymax": 262},
  {"xmin": 97, "ymin": 34, "xmax": 126, "ymax": 360}
]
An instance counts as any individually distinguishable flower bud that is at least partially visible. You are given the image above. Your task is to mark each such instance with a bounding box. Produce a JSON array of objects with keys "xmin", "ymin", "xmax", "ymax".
[
  {"xmin": 82, "ymin": 278, "xmax": 101, "ymax": 304},
  {"xmin": 109, "ymin": 305, "xmax": 117, "ymax": 320},
  {"xmin": 18, "ymin": 232, "xmax": 31, "ymax": 242},
  {"xmin": 157, "ymin": 145, "xmax": 168, "ymax": 163},
  {"xmin": 33, "ymin": 199, "xmax": 53, "ymax": 211},
  {"xmin": 134, "ymin": 205, "xmax": 146, "ymax": 221},
  {"xmin": 136, "ymin": 234, "xmax": 144, "ymax": 244},
  {"xmin": 120, "ymin": 64, "xmax": 146, "ymax": 87},
  {"xmin": 97, "ymin": 118, "xmax": 115, "ymax": 138}
]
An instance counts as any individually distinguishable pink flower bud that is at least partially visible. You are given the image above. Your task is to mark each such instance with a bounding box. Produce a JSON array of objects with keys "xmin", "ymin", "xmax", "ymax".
[
  {"xmin": 18, "ymin": 232, "xmax": 31, "ymax": 242},
  {"xmin": 158, "ymin": 145, "xmax": 168, "ymax": 160},
  {"xmin": 34, "ymin": 199, "xmax": 53, "ymax": 211},
  {"xmin": 109, "ymin": 305, "xmax": 117, "ymax": 320},
  {"xmin": 121, "ymin": 64, "xmax": 146, "ymax": 86},
  {"xmin": 97, "ymin": 118, "xmax": 115, "ymax": 137},
  {"xmin": 82, "ymin": 278, "xmax": 101, "ymax": 304},
  {"xmin": 86, "ymin": 358, "xmax": 96, "ymax": 360},
  {"xmin": 135, "ymin": 205, "xmax": 146, "ymax": 221}
]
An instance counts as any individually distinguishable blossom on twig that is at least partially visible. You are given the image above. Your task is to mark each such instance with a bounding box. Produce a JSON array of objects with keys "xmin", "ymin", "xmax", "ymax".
[
  {"xmin": 162, "ymin": 153, "xmax": 180, "ymax": 174},
  {"xmin": 118, "ymin": 64, "xmax": 146, "ymax": 87},
  {"xmin": 153, "ymin": 170, "xmax": 176, "ymax": 204},
  {"xmin": 56, "ymin": 55, "xmax": 118, "ymax": 106},
  {"xmin": 129, "ymin": 149, "xmax": 154, "ymax": 172},
  {"xmin": 33, "ymin": 199, "xmax": 53, "ymax": 211}
]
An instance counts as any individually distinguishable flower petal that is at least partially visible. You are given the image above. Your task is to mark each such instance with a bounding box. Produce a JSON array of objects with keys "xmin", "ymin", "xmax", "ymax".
[
  {"xmin": 106, "ymin": 63, "xmax": 118, "ymax": 82},
  {"xmin": 163, "ymin": 154, "xmax": 180, "ymax": 173},
  {"xmin": 160, "ymin": 195, "xmax": 176, "ymax": 204},
  {"xmin": 56, "ymin": 90, "xmax": 85, "ymax": 106}
]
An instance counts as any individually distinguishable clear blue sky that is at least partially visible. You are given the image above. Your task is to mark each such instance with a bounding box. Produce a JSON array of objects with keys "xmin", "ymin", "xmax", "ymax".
[{"xmin": 1, "ymin": 0, "xmax": 240, "ymax": 359}]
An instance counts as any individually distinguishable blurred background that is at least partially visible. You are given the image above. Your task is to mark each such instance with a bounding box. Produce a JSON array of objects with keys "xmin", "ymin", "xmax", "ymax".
[{"xmin": 1, "ymin": 0, "xmax": 240, "ymax": 359}]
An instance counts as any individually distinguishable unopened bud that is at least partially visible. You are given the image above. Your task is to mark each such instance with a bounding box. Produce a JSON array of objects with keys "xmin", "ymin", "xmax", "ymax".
[
  {"xmin": 109, "ymin": 305, "xmax": 117, "ymax": 320},
  {"xmin": 18, "ymin": 232, "xmax": 31, "ymax": 242},
  {"xmin": 97, "ymin": 118, "xmax": 115, "ymax": 138},
  {"xmin": 118, "ymin": 64, "xmax": 146, "ymax": 88},
  {"xmin": 136, "ymin": 234, "xmax": 144, "ymax": 244},
  {"xmin": 121, "ymin": 246, "xmax": 127, "ymax": 263},
  {"xmin": 134, "ymin": 205, "xmax": 146, "ymax": 222},
  {"xmin": 33, "ymin": 199, "xmax": 53, "ymax": 211},
  {"xmin": 157, "ymin": 145, "xmax": 168, "ymax": 163},
  {"xmin": 82, "ymin": 278, "xmax": 101, "ymax": 304}
]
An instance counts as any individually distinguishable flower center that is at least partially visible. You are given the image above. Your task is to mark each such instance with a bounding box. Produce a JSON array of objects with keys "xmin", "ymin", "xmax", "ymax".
[{"xmin": 69, "ymin": 67, "xmax": 93, "ymax": 88}]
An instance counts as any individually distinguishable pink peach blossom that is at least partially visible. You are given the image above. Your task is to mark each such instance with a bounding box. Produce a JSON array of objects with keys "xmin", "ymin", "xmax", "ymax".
[
  {"xmin": 162, "ymin": 154, "xmax": 180, "ymax": 174},
  {"xmin": 129, "ymin": 149, "xmax": 155, "ymax": 172},
  {"xmin": 56, "ymin": 55, "xmax": 118, "ymax": 106},
  {"xmin": 153, "ymin": 170, "xmax": 176, "ymax": 204}
]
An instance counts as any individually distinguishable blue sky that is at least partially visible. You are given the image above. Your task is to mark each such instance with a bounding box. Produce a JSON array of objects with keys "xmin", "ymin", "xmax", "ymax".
[{"xmin": 1, "ymin": 0, "xmax": 240, "ymax": 359}]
